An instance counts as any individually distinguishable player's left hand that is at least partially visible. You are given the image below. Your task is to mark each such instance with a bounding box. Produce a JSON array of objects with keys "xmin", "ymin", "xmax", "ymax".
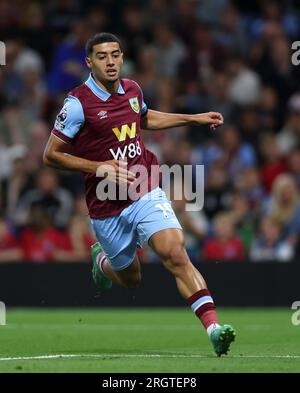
[{"xmin": 194, "ymin": 112, "xmax": 224, "ymax": 130}]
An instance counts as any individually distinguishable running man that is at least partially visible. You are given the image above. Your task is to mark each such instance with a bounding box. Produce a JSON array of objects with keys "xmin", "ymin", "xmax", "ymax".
[{"xmin": 44, "ymin": 33, "xmax": 236, "ymax": 356}]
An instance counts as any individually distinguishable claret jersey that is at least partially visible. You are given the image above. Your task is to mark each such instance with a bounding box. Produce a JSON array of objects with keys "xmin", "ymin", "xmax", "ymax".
[{"xmin": 51, "ymin": 73, "xmax": 159, "ymax": 219}]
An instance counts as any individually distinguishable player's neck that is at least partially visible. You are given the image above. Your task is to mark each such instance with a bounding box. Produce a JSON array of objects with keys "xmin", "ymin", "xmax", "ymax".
[{"xmin": 93, "ymin": 74, "xmax": 119, "ymax": 94}]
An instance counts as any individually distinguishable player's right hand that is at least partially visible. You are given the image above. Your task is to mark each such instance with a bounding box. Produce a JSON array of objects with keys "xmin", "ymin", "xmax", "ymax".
[{"xmin": 96, "ymin": 160, "xmax": 136, "ymax": 185}]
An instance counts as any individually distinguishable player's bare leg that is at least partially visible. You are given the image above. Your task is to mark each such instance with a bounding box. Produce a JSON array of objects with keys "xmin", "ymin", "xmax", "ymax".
[
  {"xmin": 149, "ymin": 229, "xmax": 207, "ymax": 298},
  {"xmin": 91, "ymin": 243, "xmax": 141, "ymax": 289},
  {"xmin": 149, "ymin": 228, "xmax": 236, "ymax": 356},
  {"xmin": 103, "ymin": 255, "xmax": 141, "ymax": 288}
]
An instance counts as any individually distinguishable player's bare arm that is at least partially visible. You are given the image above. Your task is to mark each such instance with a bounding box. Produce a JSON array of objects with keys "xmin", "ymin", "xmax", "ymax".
[
  {"xmin": 141, "ymin": 109, "xmax": 224, "ymax": 130},
  {"xmin": 43, "ymin": 135, "xmax": 135, "ymax": 184}
]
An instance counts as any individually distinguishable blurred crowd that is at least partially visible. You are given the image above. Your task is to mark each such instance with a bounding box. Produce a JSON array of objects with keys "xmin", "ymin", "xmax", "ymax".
[{"xmin": 0, "ymin": 0, "xmax": 300, "ymax": 264}]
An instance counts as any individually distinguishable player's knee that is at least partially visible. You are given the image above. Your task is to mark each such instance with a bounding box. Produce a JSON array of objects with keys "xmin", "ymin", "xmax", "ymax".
[{"xmin": 160, "ymin": 240, "xmax": 188, "ymax": 269}]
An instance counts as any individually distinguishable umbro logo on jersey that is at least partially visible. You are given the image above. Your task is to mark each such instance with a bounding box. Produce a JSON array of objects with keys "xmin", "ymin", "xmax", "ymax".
[{"xmin": 98, "ymin": 110, "xmax": 108, "ymax": 119}]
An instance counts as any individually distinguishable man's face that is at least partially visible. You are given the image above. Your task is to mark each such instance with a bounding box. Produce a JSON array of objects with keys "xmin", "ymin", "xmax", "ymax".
[{"xmin": 86, "ymin": 42, "xmax": 123, "ymax": 83}]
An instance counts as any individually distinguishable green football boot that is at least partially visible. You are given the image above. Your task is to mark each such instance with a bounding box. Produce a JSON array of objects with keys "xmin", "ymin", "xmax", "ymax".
[
  {"xmin": 210, "ymin": 324, "xmax": 236, "ymax": 357},
  {"xmin": 91, "ymin": 242, "xmax": 112, "ymax": 290}
]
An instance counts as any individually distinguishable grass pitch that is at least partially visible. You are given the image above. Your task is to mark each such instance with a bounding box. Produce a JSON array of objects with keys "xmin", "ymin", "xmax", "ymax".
[{"xmin": 0, "ymin": 308, "xmax": 299, "ymax": 373}]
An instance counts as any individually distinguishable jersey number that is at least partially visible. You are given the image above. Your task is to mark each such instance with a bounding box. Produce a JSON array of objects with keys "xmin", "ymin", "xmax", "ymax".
[{"xmin": 155, "ymin": 203, "xmax": 174, "ymax": 218}]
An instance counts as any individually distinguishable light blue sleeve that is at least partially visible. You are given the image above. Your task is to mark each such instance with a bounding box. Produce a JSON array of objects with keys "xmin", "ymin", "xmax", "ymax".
[
  {"xmin": 141, "ymin": 96, "xmax": 148, "ymax": 115},
  {"xmin": 54, "ymin": 95, "xmax": 85, "ymax": 139},
  {"xmin": 132, "ymin": 79, "xmax": 148, "ymax": 115}
]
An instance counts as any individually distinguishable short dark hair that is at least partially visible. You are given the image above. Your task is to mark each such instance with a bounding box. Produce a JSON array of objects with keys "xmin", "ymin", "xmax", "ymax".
[{"xmin": 85, "ymin": 32, "xmax": 122, "ymax": 56}]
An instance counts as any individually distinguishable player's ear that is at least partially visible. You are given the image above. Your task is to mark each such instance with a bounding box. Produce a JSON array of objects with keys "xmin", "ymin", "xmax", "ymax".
[{"xmin": 85, "ymin": 56, "xmax": 92, "ymax": 69}]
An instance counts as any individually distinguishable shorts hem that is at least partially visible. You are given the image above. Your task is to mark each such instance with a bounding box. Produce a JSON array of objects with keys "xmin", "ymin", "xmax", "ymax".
[
  {"xmin": 146, "ymin": 225, "xmax": 183, "ymax": 246},
  {"xmin": 108, "ymin": 254, "xmax": 136, "ymax": 272}
]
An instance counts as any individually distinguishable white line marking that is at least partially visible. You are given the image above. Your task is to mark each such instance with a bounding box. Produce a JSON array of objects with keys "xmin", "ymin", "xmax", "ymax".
[{"xmin": 0, "ymin": 354, "xmax": 300, "ymax": 361}]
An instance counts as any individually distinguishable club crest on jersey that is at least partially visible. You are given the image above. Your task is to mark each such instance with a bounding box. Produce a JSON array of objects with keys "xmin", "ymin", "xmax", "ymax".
[{"xmin": 129, "ymin": 97, "xmax": 140, "ymax": 114}]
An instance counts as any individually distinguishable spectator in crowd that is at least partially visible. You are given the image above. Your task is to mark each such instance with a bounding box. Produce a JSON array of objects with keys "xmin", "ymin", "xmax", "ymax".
[
  {"xmin": 18, "ymin": 65, "xmax": 47, "ymax": 122},
  {"xmin": 287, "ymin": 148, "xmax": 300, "ymax": 189},
  {"xmin": 220, "ymin": 124, "xmax": 257, "ymax": 178},
  {"xmin": 181, "ymin": 24, "xmax": 223, "ymax": 83},
  {"xmin": 7, "ymin": 36, "xmax": 44, "ymax": 75},
  {"xmin": 45, "ymin": 0, "xmax": 81, "ymax": 30},
  {"xmin": 0, "ymin": 102, "xmax": 31, "ymax": 146},
  {"xmin": 250, "ymin": 19, "xmax": 298, "ymax": 105},
  {"xmin": 197, "ymin": 0, "xmax": 229, "ymax": 25},
  {"xmin": 234, "ymin": 166, "xmax": 265, "ymax": 211},
  {"xmin": 202, "ymin": 212, "xmax": 245, "ymax": 262},
  {"xmin": 172, "ymin": 192, "xmax": 208, "ymax": 261},
  {"xmin": 0, "ymin": 217, "xmax": 22, "ymax": 262},
  {"xmin": 152, "ymin": 24, "xmax": 187, "ymax": 78},
  {"xmin": 0, "ymin": 155, "xmax": 34, "ymax": 218},
  {"xmin": 238, "ymin": 106, "xmax": 261, "ymax": 147},
  {"xmin": 144, "ymin": 0, "xmax": 172, "ymax": 28},
  {"xmin": 156, "ymin": 78, "xmax": 178, "ymax": 114},
  {"xmin": 84, "ymin": 6, "xmax": 108, "ymax": 36},
  {"xmin": 133, "ymin": 45, "xmax": 159, "ymax": 109},
  {"xmin": 259, "ymin": 132, "xmax": 287, "ymax": 193},
  {"xmin": 265, "ymin": 174, "xmax": 300, "ymax": 248},
  {"xmin": 14, "ymin": 167, "xmax": 73, "ymax": 229},
  {"xmin": 171, "ymin": 0, "xmax": 199, "ymax": 44},
  {"xmin": 3, "ymin": 37, "xmax": 46, "ymax": 122},
  {"xmin": 258, "ymin": 85, "xmax": 280, "ymax": 130},
  {"xmin": 205, "ymin": 72, "xmax": 235, "ymax": 123},
  {"xmin": 120, "ymin": 3, "xmax": 151, "ymax": 64},
  {"xmin": 47, "ymin": 20, "xmax": 92, "ymax": 96},
  {"xmin": 203, "ymin": 163, "xmax": 232, "ymax": 221},
  {"xmin": 27, "ymin": 120, "xmax": 51, "ymax": 173},
  {"xmin": 4, "ymin": 38, "xmax": 44, "ymax": 101},
  {"xmin": 250, "ymin": 216, "xmax": 294, "ymax": 262},
  {"xmin": 20, "ymin": 197, "xmax": 95, "ymax": 263},
  {"xmin": 248, "ymin": 0, "xmax": 299, "ymax": 40},
  {"xmin": 180, "ymin": 80, "xmax": 205, "ymax": 117},
  {"xmin": 227, "ymin": 55, "xmax": 261, "ymax": 107},
  {"xmin": 277, "ymin": 93, "xmax": 300, "ymax": 155},
  {"xmin": 263, "ymin": 35, "xmax": 296, "ymax": 100},
  {"xmin": 213, "ymin": 4, "xmax": 248, "ymax": 55},
  {"xmin": 54, "ymin": 196, "xmax": 96, "ymax": 262},
  {"xmin": 227, "ymin": 191, "xmax": 256, "ymax": 252},
  {"xmin": 20, "ymin": 206, "xmax": 67, "ymax": 262}
]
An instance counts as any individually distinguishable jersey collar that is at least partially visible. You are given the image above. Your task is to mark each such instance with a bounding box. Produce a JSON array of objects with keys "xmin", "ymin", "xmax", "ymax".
[{"xmin": 85, "ymin": 73, "xmax": 125, "ymax": 101}]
